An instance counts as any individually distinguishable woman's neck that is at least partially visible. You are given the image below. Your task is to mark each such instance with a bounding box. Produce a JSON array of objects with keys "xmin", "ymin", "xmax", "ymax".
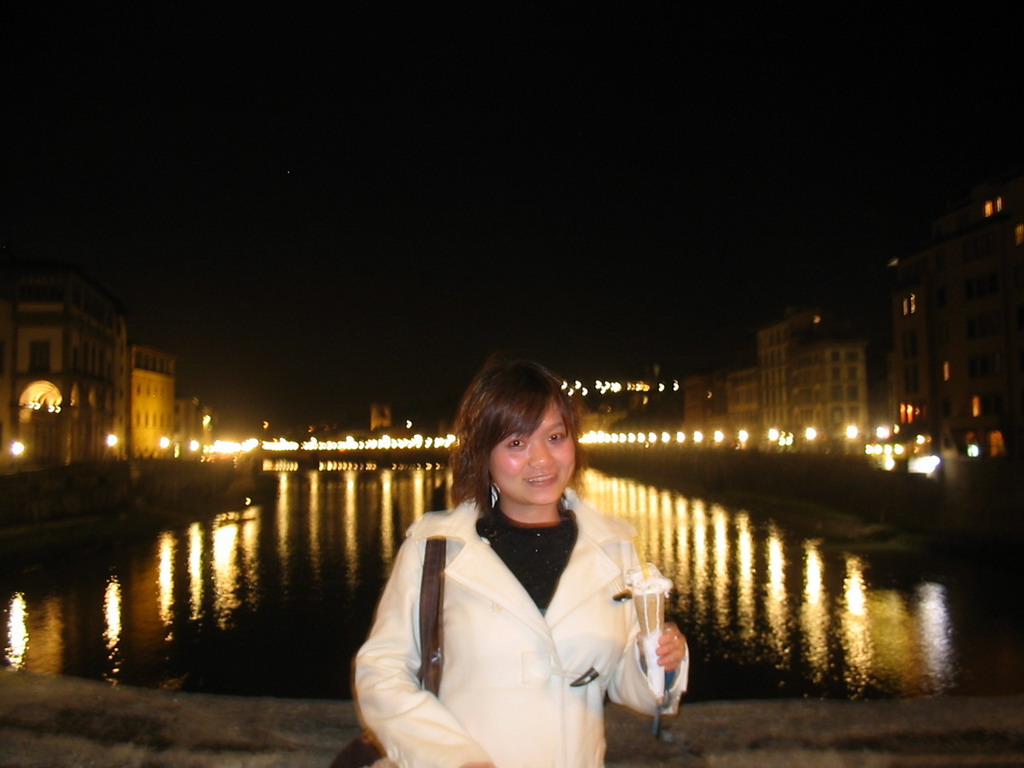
[{"xmin": 497, "ymin": 503, "xmax": 562, "ymax": 527}]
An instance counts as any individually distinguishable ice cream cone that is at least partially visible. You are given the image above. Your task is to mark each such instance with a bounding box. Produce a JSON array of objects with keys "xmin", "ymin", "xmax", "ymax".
[
  {"xmin": 625, "ymin": 563, "xmax": 672, "ymax": 701},
  {"xmin": 635, "ymin": 592, "xmax": 664, "ymax": 636}
]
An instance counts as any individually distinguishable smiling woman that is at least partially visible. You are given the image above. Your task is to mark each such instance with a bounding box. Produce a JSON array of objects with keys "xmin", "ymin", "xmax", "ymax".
[
  {"xmin": 352, "ymin": 358, "xmax": 688, "ymax": 768},
  {"xmin": 487, "ymin": 405, "xmax": 576, "ymax": 524},
  {"xmin": 448, "ymin": 358, "xmax": 585, "ymax": 518}
]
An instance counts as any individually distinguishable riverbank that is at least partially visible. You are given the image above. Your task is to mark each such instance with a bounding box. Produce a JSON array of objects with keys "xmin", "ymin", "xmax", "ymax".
[
  {"xmin": 0, "ymin": 464, "xmax": 271, "ymax": 574},
  {"xmin": 2, "ymin": 670, "xmax": 1023, "ymax": 767},
  {"xmin": 586, "ymin": 452, "xmax": 1020, "ymax": 564},
  {"xmin": 587, "ymin": 446, "xmax": 1024, "ymax": 558}
]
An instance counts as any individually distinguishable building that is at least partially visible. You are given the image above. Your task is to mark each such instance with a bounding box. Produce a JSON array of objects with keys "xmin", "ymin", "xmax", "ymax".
[
  {"xmin": 757, "ymin": 308, "xmax": 869, "ymax": 448},
  {"xmin": 681, "ymin": 371, "xmax": 728, "ymax": 440},
  {"xmin": 725, "ymin": 365, "xmax": 760, "ymax": 441},
  {"xmin": 0, "ymin": 256, "xmax": 128, "ymax": 468},
  {"xmin": 175, "ymin": 395, "xmax": 213, "ymax": 456},
  {"xmin": 129, "ymin": 344, "xmax": 177, "ymax": 457},
  {"xmin": 891, "ymin": 168, "xmax": 1024, "ymax": 458}
]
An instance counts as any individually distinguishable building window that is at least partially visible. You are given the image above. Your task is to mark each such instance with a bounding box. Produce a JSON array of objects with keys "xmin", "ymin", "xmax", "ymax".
[
  {"xmin": 903, "ymin": 330, "xmax": 917, "ymax": 358},
  {"xmin": 967, "ymin": 311, "xmax": 1002, "ymax": 339},
  {"xmin": 900, "ymin": 402, "xmax": 920, "ymax": 424},
  {"xmin": 965, "ymin": 271, "xmax": 999, "ymax": 300},
  {"xmin": 904, "ymin": 365, "xmax": 919, "ymax": 394},
  {"xmin": 902, "ymin": 293, "xmax": 917, "ymax": 316},
  {"xmin": 943, "ymin": 360, "xmax": 951, "ymax": 381},
  {"xmin": 968, "ymin": 354, "xmax": 1001, "ymax": 378},
  {"xmin": 1015, "ymin": 222, "xmax": 1023, "ymax": 246},
  {"xmin": 29, "ymin": 341, "xmax": 50, "ymax": 372}
]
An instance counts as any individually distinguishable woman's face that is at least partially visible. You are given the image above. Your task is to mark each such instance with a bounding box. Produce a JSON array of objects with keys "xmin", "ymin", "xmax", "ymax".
[{"xmin": 488, "ymin": 403, "xmax": 576, "ymax": 524}]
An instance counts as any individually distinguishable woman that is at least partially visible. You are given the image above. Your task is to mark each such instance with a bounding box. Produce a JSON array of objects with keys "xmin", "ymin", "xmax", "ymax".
[{"xmin": 355, "ymin": 359, "xmax": 688, "ymax": 768}]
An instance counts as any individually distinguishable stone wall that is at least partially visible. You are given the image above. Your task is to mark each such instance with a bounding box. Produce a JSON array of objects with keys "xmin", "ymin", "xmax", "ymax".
[
  {"xmin": 0, "ymin": 460, "xmax": 245, "ymax": 527},
  {"xmin": 0, "ymin": 462, "xmax": 133, "ymax": 525}
]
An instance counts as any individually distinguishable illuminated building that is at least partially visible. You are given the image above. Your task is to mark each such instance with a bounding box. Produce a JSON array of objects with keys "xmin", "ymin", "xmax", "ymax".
[
  {"xmin": 175, "ymin": 396, "xmax": 213, "ymax": 458},
  {"xmin": 0, "ymin": 256, "xmax": 128, "ymax": 467},
  {"xmin": 757, "ymin": 308, "xmax": 868, "ymax": 444},
  {"xmin": 370, "ymin": 402, "xmax": 392, "ymax": 432},
  {"xmin": 725, "ymin": 365, "xmax": 760, "ymax": 438},
  {"xmin": 891, "ymin": 168, "xmax": 1024, "ymax": 457},
  {"xmin": 129, "ymin": 345, "xmax": 176, "ymax": 457},
  {"xmin": 681, "ymin": 372, "xmax": 727, "ymax": 438}
]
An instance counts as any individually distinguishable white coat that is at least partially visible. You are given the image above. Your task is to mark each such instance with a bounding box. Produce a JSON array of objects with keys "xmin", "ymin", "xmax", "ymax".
[{"xmin": 354, "ymin": 490, "xmax": 687, "ymax": 768}]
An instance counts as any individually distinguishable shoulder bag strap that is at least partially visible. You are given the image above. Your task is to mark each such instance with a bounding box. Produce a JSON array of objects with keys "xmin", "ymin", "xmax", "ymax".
[{"xmin": 417, "ymin": 536, "xmax": 446, "ymax": 695}]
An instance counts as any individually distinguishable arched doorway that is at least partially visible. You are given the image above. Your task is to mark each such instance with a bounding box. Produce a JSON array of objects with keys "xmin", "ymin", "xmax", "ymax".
[{"xmin": 19, "ymin": 380, "xmax": 67, "ymax": 465}]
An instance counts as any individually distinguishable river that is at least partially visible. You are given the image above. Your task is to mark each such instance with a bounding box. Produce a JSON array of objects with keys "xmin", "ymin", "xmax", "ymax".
[{"xmin": 3, "ymin": 465, "xmax": 1023, "ymax": 702}]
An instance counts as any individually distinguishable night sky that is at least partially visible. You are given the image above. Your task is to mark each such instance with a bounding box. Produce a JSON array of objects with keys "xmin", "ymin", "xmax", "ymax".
[{"xmin": 5, "ymin": 8, "xmax": 1022, "ymax": 435}]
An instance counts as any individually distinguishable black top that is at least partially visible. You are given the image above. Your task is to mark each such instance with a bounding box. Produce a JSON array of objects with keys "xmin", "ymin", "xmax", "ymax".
[{"xmin": 477, "ymin": 507, "xmax": 578, "ymax": 612}]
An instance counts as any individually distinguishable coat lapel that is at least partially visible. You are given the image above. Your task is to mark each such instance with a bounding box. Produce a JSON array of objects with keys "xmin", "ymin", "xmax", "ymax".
[
  {"xmin": 444, "ymin": 537, "xmax": 553, "ymax": 641},
  {"xmin": 543, "ymin": 529, "xmax": 623, "ymax": 628},
  {"xmin": 411, "ymin": 494, "xmax": 633, "ymax": 642},
  {"xmin": 545, "ymin": 494, "xmax": 632, "ymax": 628}
]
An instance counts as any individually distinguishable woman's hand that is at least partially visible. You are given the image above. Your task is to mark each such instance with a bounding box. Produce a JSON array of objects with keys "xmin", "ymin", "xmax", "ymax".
[{"xmin": 657, "ymin": 622, "xmax": 687, "ymax": 672}]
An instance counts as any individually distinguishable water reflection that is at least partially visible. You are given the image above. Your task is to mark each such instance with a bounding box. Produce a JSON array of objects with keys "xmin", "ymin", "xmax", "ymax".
[
  {"xmin": 188, "ymin": 523, "xmax": 203, "ymax": 621},
  {"xmin": 343, "ymin": 471, "xmax": 359, "ymax": 592},
  {"xmin": 6, "ymin": 593, "xmax": 27, "ymax": 669},
  {"xmin": 764, "ymin": 524, "xmax": 788, "ymax": 663},
  {"xmin": 736, "ymin": 512, "xmax": 754, "ymax": 642},
  {"xmin": 103, "ymin": 575, "xmax": 122, "ymax": 683},
  {"xmin": 0, "ymin": 467, "xmax": 1010, "ymax": 700},
  {"xmin": 157, "ymin": 532, "xmax": 174, "ymax": 630},
  {"xmin": 211, "ymin": 516, "xmax": 240, "ymax": 628},
  {"xmin": 917, "ymin": 583, "xmax": 955, "ymax": 692},
  {"xmin": 380, "ymin": 470, "xmax": 395, "ymax": 566},
  {"xmin": 841, "ymin": 555, "xmax": 871, "ymax": 694},
  {"xmin": 801, "ymin": 541, "xmax": 829, "ymax": 685},
  {"xmin": 586, "ymin": 471, "xmax": 961, "ymax": 699}
]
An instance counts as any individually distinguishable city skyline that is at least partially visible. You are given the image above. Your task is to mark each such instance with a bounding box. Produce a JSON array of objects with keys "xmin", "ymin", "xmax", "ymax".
[{"xmin": 5, "ymin": 9, "xmax": 1022, "ymax": 432}]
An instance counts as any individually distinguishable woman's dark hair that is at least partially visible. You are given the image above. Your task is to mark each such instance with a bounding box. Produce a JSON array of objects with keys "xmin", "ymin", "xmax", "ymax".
[{"xmin": 450, "ymin": 358, "xmax": 585, "ymax": 514}]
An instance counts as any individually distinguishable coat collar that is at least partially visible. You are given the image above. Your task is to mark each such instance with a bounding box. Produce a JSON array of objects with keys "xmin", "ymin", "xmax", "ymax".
[
  {"xmin": 406, "ymin": 489, "xmax": 633, "ymax": 545},
  {"xmin": 407, "ymin": 490, "xmax": 635, "ymax": 639}
]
